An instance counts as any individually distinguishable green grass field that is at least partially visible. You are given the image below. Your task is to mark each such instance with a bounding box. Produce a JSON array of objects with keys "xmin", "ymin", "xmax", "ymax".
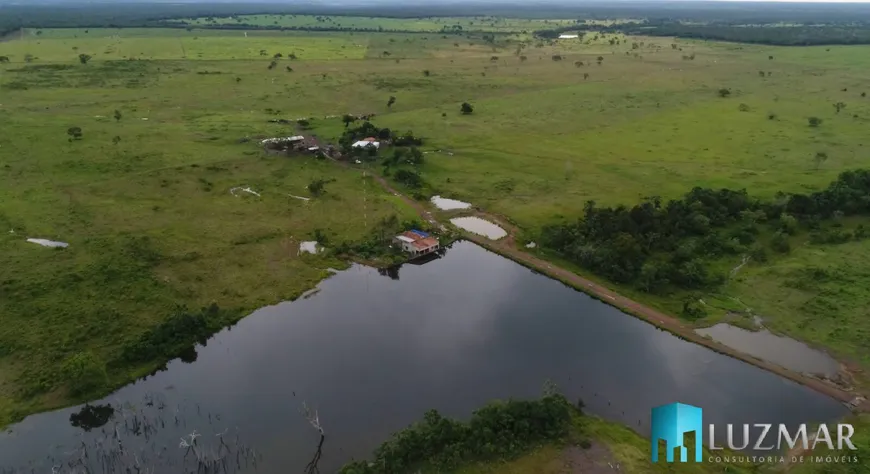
[{"xmin": 2, "ymin": 21, "xmax": 870, "ymax": 450}]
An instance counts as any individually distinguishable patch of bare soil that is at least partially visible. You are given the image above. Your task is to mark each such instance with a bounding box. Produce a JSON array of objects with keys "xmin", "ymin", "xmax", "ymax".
[{"xmin": 560, "ymin": 443, "xmax": 621, "ymax": 474}]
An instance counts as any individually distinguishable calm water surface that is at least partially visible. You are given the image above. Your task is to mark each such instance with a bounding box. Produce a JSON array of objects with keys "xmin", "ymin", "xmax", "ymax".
[
  {"xmin": 0, "ymin": 241, "xmax": 848, "ymax": 473},
  {"xmin": 697, "ymin": 323, "xmax": 841, "ymax": 377}
]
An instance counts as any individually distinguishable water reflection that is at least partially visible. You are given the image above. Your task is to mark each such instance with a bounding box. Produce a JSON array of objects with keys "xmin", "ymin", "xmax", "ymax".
[
  {"xmin": 377, "ymin": 266, "xmax": 400, "ymax": 280},
  {"xmin": 69, "ymin": 404, "xmax": 115, "ymax": 432},
  {"xmin": 696, "ymin": 323, "xmax": 840, "ymax": 376},
  {"xmin": 179, "ymin": 345, "xmax": 199, "ymax": 363}
]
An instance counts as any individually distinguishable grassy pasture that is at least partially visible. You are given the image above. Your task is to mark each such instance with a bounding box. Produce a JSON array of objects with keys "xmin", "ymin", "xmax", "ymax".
[
  {"xmin": 2, "ymin": 24, "xmax": 870, "ymax": 432},
  {"xmin": 5, "ymin": 28, "xmax": 368, "ymax": 61}
]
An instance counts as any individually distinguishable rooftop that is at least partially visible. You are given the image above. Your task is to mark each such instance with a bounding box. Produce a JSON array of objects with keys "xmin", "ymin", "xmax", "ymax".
[{"xmin": 411, "ymin": 237, "xmax": 439, "ymax": 250}]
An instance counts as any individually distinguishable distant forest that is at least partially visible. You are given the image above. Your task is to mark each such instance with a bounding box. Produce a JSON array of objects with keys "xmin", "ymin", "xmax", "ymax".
[
  {"xmin": 535, "ymin": 20, "xmax": 870, "ymax": 46},
  {"xmin": 4, "ymin": 1, "xmax": 870, "ymax": 44}
]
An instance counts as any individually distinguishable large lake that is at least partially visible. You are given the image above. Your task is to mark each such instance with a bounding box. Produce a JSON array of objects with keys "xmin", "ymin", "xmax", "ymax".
[{"xmin": 0, "ymin": 241, "xmax": 848, "ymax": 473}]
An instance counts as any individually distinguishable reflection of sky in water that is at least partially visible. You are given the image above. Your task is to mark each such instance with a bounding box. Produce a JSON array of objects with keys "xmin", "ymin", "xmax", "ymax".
[
  {"xmin": 697, "ymin": 324, "xmax": 840, "ymax": 376},
  {"xmin": 0, "ymin": 242, "xmax": 848, "ymax": 473}
]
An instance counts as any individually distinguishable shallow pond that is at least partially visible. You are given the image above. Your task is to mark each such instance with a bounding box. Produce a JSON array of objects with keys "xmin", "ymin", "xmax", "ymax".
[
  {"xmin": 696, "ymin": 323, "xmax": 840, "ymax": 377},
  {"xmin": 450, "ymin": 216, "xmax": 507, "ymax": 239},
  {"xmin": 26, "ymin": 238, "xmax": 69, "ymax": 248},
  {"xmin": 430, "ymin": 196, "xmax": 472, "ymax": 210},
  {"xmin": 0, "ymin": 242, "xmax": 847, "ymax": 473}
]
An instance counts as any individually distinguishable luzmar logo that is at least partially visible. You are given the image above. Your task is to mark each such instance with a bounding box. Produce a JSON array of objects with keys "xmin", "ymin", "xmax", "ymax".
[
  {"xmin": 651, "ymin": 402, "xmax": 703, "ymax": 462},
  {"xmin": 650, "ymin": 402, "xmax": 860, "ymax": 465}
]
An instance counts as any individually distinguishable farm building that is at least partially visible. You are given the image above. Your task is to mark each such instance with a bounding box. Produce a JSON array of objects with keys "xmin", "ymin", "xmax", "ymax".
[
  {"xmin": 394, "ymin": 230, "xmax": 440, "ymax": 257},
  {"xmin": 352, "ymin": 137, "xmax": 380, "ymax": 149},
  {"xmin": 559, "ymin": 34, "xmax": 579, "ymax": 39}
]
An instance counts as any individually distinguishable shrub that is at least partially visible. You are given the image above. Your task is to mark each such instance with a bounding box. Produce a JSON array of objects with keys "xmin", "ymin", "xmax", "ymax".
[{"xmin": 770, "ymin": 231, "xmax": 791, "ymax": 253}]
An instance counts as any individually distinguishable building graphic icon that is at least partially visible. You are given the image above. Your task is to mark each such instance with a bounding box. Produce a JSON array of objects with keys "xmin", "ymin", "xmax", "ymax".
[{"xmin": 650, "ymin": 402, "xmax": 703, "ymax": 463}]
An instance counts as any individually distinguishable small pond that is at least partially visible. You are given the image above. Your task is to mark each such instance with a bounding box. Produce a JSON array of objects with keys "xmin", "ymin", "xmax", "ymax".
[
  {"xmin": 450, "ymin": 216, "xmax": 507, "ymax": 239},
  {"xmin": 431, "ymin": 196, "xmax": 472, "ymax": 210},
  {"xmin": 696, "ymin": 323, "xmax": 840, "ymax": 377}
]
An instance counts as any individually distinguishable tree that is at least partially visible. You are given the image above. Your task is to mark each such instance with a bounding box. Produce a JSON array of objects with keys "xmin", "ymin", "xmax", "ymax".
[
  {"xmin": 286, "ymin": 66, "xmax": 293, "ymax": 72},
  {"xmin": 767, "ymin": 113, "xmax": 777, "ymax": 120},
  {"xmin": 268, "ymin": 60, "xmax": 277, "ymax": 70},
  {"xmin": 758, "ymin": 70, "xmax": 766, "ymax": 78},
  {"xmin": 78, "ymin": 53, "xmax": 92, "ymax": 64},
  {"xmin": 67, "ymin": 126, "xmax": 83, "ymax": 141},
  {"xmin": 273, "ymin": 53, "xmax": 283, "ymax": 58},
  {"xmin": 308, "ymin": 179, "xmax": 329, "ymax": 196},
  {"xmin": 394, "ymin": 169, "xmax": 423, "ymax": 188},
  {"xmin": 814, "ymin": 151, "xmax": 828, "ymax": 170},
  {"xmin": 718, "ymin": 88, "xmax": 731, "ymax": 98},
  {"xmin": 770, "ymin": 231, "xmax": 791, "ymax": 253},
  {"xmin": 862, "ymin": 92, "xmax": 867, "ymax": 98},
  {"xmin": 24, "ymin": 54, "xmax": 34, "ymax": 63},
  {"xmin": 779, "ymin": 213, "xmax": 798, "ymax": 235},
  {"xmin": 769, "ymin": 55, "xmax": 774, "ymax": 60},
  {"xmin": 422, "ymin": 69, "xmax": 430, "ymax": 77},
  {"xmin": 584, "ymin": 73, "xmax": 589, "ymax": 80},
  {"xmin": 808, "ymin": 116, "xmax": 823, "ymax": 127},
  {"xmin": 112, "ymin": 135, "xmax": 121, "ymax": 145},
  {"xmin": 113, "ymin": 109, "xmax": 122, "ymax": 122},
  {"xmin": 833, "ymin": 102, "xmax": 847, "ymax": 114},
  {"xmin": 387, "ymin": 96, "xmax": 396, "ymax": 108},
  {"xmin": 519, "ymin": 55, "xmax": 527, "ymax": 61},
  {"xmin": 342, "ymin": 114, "xmax": 356, "ymax": 128},
  {"xmin": 0, "ymin": 56, "xmax": 9, "ymax": 63},
  {"xmin": 596, "ymin": 55, "xmax": 604, "ymax": 64},
  {"xmin": 407, "ymin": 147, "xmax": 424, "ymax": 165},
  {"xmin": 738, "ymin": 103, "xmax": 750, "ymax": 112},
  {"xmin": 460, "ymin": 102, "xmax": 474, "ymax": 115}
]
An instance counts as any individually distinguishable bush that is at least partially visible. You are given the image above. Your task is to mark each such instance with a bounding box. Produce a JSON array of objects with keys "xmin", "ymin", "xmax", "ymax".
[
  {"xmin": 809, "ymin": 229, "xmax": 852, "ymax": 245},
  {"xmin": 61, "ymin": 352, "xmax": 108, "ymax": 396},
  {"xmin": 394, "ymin": 169, "xmax": 423, "ymax": 189},
  {"xmin": 681, "ymin": 297, "xmax": 706, "ymax": 320},
  {"xmin": 770, "ymin": 231, "xmax": 791, "ymax": 253},
  {"xmin": 779, "ymin": 213, "xmax": 799, "ymax": 235},
  {"xmin": 749, "ymin": 244, "xmax": 768, "ymax": 263}
]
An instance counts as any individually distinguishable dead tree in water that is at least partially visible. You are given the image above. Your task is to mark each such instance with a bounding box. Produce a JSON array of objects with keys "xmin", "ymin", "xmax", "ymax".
[{"xmin": 302, "ymin": 402, "xmax": 325, "ymax": 474}]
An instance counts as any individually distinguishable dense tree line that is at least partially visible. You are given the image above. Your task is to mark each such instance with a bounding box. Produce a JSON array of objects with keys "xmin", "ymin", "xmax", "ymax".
[
  {"xmin": 629, "ymin": 22, "xmax": 870, "ymax": 46},
  {"xmin": 533, "ymin": 20, "xmax": 870, "ymax": 46},
  {"xmin": 540, "ymin": 170, "xmax": 870, "ymax": 300},
  {"xmin": 339, "ymin": 392, "xmax": 577, "ymax": 473}
]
